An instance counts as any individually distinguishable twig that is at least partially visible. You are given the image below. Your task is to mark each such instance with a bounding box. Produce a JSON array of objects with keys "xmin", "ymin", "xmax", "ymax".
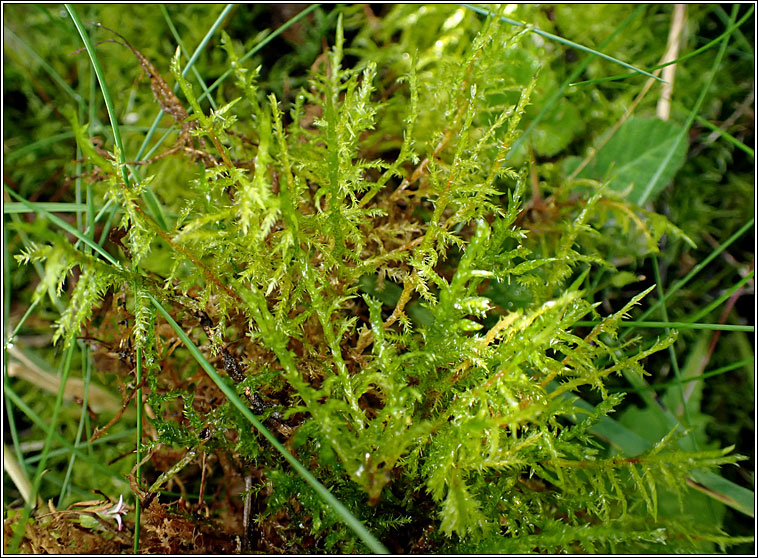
[
  {"xmin": 657, "ymin": 4, "xmax": 687, "ymax": 121},
  {"xmin": 569, "ymin": 5, "xmax": 689, "ymax": 181}
]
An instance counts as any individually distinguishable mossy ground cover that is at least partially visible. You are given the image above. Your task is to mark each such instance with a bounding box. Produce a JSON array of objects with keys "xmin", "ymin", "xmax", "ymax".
[{"xmin": 3, "ymin": 4, "xmax": 754, "ymax": 554}]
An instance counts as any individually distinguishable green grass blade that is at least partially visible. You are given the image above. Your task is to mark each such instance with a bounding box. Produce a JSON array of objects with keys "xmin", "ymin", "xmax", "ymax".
[
  {"xmin": 687, "ymin": 269, "xmax": 755, "ymax": 324},
  {"xmin": 694, "ymin": 114, "xmax": 754, "ymax": 159},
  {"xmin": 7, "ymin": 343, "xmax": 76, "ymax": 553},
  {"xmin": 3, "ymin": 25, "xmax": 83, "ymax": 105},
  {"xmin": 133, "ymin": 278, "xmax": 145, "ymax": 553},
  {"xmin": 57, "ymin": 343, "xmax": 93, "ymax": 507},
  {"xmin": 652, "ymin": 256, "xmax": 699, "ymax": 430},
  {"xmin": 506, "ymin": 5, "xmax": 645, "ymax": 159},
  {"xmin": 67, "ymin": 5, "xmax": 169, "ymax": 231},
  {"xmin": 134, "ymin": 343, "xmax": 143, "ymax": 553},
  {"xmin": 160, "ymin": 4, "xmax": 219, "ymax": 110},
  {"xmin": 4, "ymin": 202, "xmax": 95, "ymax": 214},
  {"xmin": 4, "ymin": 132, "xmax": 76, "ymax": 163},
  {"xmin": 181, "ymin": 4, "xmax": 235, "ymax": 78},
  {"xmin": 651, "ymin": 256, "xmax": 692, "ymax": 431},
  {"xmin": 570, "ymin": 5, "xmax": 755, "ymax": 87},
  {"xmin": 624, "ymin": 218, "xmax": 754, "ymax": 337},
  {"xmin": 713, "ymin": 4, "xmax": 754, "ymax": 63},
  {"xmin": 3, "ymin": 383, "xmax": 128, "ymax": 483},
  {"xmin": 4, "ymin": 186, "xmax": 120, "ymax": 266},
  {"xmin": 198, "ymin": 4, "xmax": 321, "ymax": 104},
  {"xmin": 462, "ymin": 4, "xmax": 664, "ymax": 82},
  {"xmin": 574, "ymin": 321, "xmax": 753, "ymax": 332},
  {"xmin": 137, "ymin": 4, "xmax": 320, "ymax": 162},
  {"xmin": 66, "ymin": 6, "xmax": 128, "ymax": 184},
  {"xmin": 146, "ymin": 291, "xmax": 389, "ymax": 554},
  {"xmin": 609, "ymin": 358, "xmax": 754, "ymax": 393},
  {"xmin": 23, "ymin": 431, "xmax": 137, "ymax": 465},
  {"xmin": 636, "ymin": 4, "xmax": 737, "ymax": 205},
  {"xmin": 133, "ymin": 4, "xmax": 234, "ymax": 164}
]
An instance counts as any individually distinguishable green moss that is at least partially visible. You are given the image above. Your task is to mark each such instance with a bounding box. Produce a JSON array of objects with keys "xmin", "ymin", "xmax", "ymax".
[{"xmin": 4, "ymin": 4, "xmax": 753, "ymax": 554}]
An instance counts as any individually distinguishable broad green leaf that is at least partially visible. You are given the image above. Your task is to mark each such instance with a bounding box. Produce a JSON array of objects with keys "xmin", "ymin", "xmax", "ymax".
[{"xmin": 577, "ymin": 117, "xmax": 688, "ymax": 205}]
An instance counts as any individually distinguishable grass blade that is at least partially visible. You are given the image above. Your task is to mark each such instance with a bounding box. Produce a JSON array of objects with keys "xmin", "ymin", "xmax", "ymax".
[
  {"xmin": 624, "ymin": 218, "xmax": 754, "ymax": 337},
  {"xmin": 159, "ymin": 5, "xmax": 218, "ymax": 110},
  {"xmin": 4, "ymin": 185, "xmax": 120, "ymax": 266},
  {"xmin": 199, "ymin": 4, "xmax": 321, "ymax": 104},
  {"xmin": 136, "ymin": 4, "xmax": 321, "ymax": 161},
  {"xmin": 67, "ymin": 4, "xmax": 169, "ymax": 231},
  {"xmin": 462, "ymin": 4, "xmax": 664, "ymax": 82},
  {"xmin": 133, "ymin": 4, "xmax": 235, "ymax": 164},
  {"xmin": 694, "ymin": 114, "xmax": 754, "ymax": 159},
  {"xmin": 4, "ymin": 202, "xmax": 95, "ymax": 214},
  {"xmin": 6, "ymin": 343, "xmax": 75, "ymax": 553},
  {"xmin": 574, "ymin": 321, "xmax": 753, "ymax": 332},
  {"xmin": 571, "ymin": 6, "xmax": 755, "ymax": 87},
  {"xmin": 636, "ymin": 4, "xmax": 738, "ymax": 206},
  {"xmin": 687, "ymin": 269, "xmax": 755, "ymax": 324},
  {"xmin": 505, "ymin": 5, "xmax": 645, "ymax": 160},
  {"xmin": 3, "ymin": 383, "xmax": 128, "ymax": 484},
  {"xmin": 146, "ymin": 291, "xmax": 389, "ymax": 554},
  {"xmin": 609, "ymin": 358, "xmax": 754, "ymax": 393},
  {"xmin": 3, "ymin": 25, "xmax": 83, "ymax": 105}
]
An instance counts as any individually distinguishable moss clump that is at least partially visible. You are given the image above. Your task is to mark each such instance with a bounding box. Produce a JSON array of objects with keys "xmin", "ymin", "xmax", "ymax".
[{"xmin": 5, "ymin": 4, "xmax": 752, "ymax": 554}]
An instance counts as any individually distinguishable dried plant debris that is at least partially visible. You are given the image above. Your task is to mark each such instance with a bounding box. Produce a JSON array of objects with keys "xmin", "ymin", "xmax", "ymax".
[{"xmin": 4, "ymin": 497, "xmax": 238, "ymax": 554}]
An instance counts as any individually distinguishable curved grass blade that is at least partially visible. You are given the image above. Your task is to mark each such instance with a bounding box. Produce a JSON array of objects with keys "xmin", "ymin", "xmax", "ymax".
[
  {"xmin": 67, "ymin": 4, "xmax": 168, "ymax": 231},
  {"xmin": 462, "ymin": 3, "xmax": 663, "ymax": 81},
  {"xmin": 636, "ymin": 4, "xmax": 739, "ymax": 206},
  {"xmin": 694, "ymin": 114, "xmax": 754, "ymax": 159},
  {"xmin": 136, "ymin": 4, "xmax": 320, "ymax": 161},
  {"xmin": 146, "ymin": 291, "xmax": 389, "ymax": 554},
  {"xmin": 133, "ymin": 4, "xmax": 235, "ymax": 164},
  {"xmin": 570, "ymin": 5, "xmax": 755, "ymax": 87},
  {"xmin": 4, "ymin": 132, "xmax": 76, "ymax": 163},
  {"xmin": 505, "ymin": 5, "xmax": 645, "ymax": 160},
  {"xmin": 3, "ymin": 444, "xmax": 34, "ymax": 506},
  {"xmin": 3, "ymin": 25, "xmax": 83, "ymax": 105},
  {"xmin": 6, "ymin": 344, "xmax": 75, "ymax": 553},
  {"xmin": 4, "ymin": 210, "xmax": 30, "ymax": 487},
  {"xmin": 66, "ymin": 6, "xmax": 128, "ymax": 184}
]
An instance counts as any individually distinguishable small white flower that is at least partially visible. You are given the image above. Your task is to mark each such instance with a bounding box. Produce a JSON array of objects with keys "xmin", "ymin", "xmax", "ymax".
[{"xmin": 100, "ymin": 494, "xmax": 127, "ymax": 531}]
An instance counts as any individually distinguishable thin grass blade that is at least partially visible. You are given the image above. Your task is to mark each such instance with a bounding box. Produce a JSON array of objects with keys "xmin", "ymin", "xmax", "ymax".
[
  {"xmin": 146, "ymin": 291, "xmax": 389, "ymax": 554},
  {"xmin": 636, "ymin": 4, "xmax": 738, "ymax": 205},
  {"xmin": 462, "ymin": 4, "xmax": 664, "ymax": 81}
]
